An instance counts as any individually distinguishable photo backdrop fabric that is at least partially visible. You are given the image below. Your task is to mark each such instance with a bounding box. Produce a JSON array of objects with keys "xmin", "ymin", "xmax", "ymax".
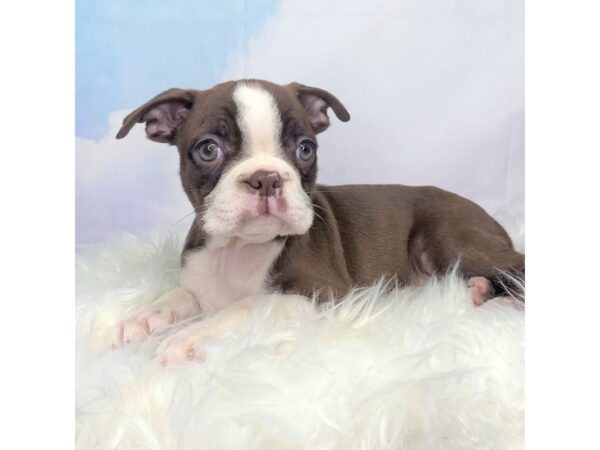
[{"xmin": 76, "ymin": 0, "xmax": 524, "ymax": 245}]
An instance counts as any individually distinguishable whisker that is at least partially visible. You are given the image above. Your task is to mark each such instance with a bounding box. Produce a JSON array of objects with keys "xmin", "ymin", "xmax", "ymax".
[
  {"xmin": 311, "ymin": 204, "xmax": 335, "ymax": 239},
  {"xmin": 308, "ymin": 189, "xmax": 347, "ymax": 194},
  {"xmin": 307, "ymin": 186, "xmax": 368, "ymax": 194},
  {"xmin": 311, "ymin": 203, "xmax": 328, "ymax": 213},
  {"xmin": 169, "ymin": 208, "xmax": 203, "ymax": 227}
]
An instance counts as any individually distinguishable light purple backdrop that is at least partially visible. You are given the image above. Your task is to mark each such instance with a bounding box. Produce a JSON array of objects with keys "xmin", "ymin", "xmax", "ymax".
[{"xmin": 76, "ymin": 0, "xmax": 523, "ymax": 245}]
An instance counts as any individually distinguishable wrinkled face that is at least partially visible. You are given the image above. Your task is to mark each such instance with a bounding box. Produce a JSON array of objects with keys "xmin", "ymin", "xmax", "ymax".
[
  {"xmin": 116, "ymin": 80, "xmax": 350, "ymax": 243},
  {"xmin": 181, "ymin": 82, "xmax": 317, "ymax": 242}
]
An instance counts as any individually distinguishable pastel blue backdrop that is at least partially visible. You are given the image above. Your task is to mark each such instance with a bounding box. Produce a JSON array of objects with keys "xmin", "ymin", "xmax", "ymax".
[{"xmin": 76, "ymin": 0, "xmax": 524, "ymax": 245}]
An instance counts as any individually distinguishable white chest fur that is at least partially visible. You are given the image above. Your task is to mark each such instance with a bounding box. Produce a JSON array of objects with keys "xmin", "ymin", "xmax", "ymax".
[{"xmin": 180, "ymin": 237, "xmax": 285, "ymax": 313}]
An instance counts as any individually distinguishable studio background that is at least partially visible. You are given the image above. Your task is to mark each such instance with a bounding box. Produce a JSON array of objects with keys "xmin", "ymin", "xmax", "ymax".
[{"xmin": 76, "ymin": 0, "xmax": 523, "ymax": 246}]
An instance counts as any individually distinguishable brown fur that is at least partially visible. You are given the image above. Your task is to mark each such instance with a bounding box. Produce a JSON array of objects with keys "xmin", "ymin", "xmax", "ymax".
[
  {"xmin": 273, "ymin": 184, "xmax": 523, "ymax": 299},
  {"xmin": 117, "ymin": 79, "xmax": 524, "ymax": 302}
]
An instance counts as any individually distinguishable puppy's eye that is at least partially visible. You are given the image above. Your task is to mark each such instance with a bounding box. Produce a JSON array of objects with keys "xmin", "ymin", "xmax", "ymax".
[
  {"xmin": 296, "ymin": 140, "xmax": 315, "ymax": 162},
  {"xmin": 192, "ymin": 140, "xmax": 223, "ymax": 163}
]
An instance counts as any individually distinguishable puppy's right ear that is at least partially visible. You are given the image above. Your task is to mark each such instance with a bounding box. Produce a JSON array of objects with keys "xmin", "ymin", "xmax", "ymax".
[{"xmin": 116, "ymin": 88, "xmax": 195, "ymax": 144}]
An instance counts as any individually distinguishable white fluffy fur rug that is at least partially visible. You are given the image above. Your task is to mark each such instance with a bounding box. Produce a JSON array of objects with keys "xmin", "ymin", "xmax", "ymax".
[{"xmin": 76, "ymin": 231, "xmax": 524, "ymax": 450}]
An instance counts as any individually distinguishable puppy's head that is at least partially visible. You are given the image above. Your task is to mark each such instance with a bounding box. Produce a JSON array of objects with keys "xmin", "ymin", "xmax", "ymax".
[{"xmin": 116, "ymin": 80, "xmax": 349, "ymax": 242}]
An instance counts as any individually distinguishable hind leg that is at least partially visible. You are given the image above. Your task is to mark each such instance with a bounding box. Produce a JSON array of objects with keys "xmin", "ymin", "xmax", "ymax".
[
  {"xmin": 408, "ymin": 224, "xmax": 524, "ymax": 306},
  {"xmin": 408, "ymin": 235, "xmax": 497, "ymax": 306}
]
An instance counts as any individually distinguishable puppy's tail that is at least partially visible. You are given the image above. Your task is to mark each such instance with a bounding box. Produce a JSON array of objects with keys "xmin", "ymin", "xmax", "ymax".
[{"xmin": 490, "ymin": 263, "xmax": 525, "ymax": 303}]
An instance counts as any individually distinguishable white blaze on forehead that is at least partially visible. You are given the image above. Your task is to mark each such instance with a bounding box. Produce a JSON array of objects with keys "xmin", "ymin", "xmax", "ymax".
[{"xmin": 233, "ymin": 83, "xmax": 282, "ymax": 156}]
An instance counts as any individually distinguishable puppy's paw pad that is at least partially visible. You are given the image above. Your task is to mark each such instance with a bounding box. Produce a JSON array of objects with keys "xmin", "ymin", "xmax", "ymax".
[
  {"xmin": 142, "ymin": 309, "xmax": 178, "ymax": 335},
  {"xmin": 111, "ymin": 308, "xmax": 179, "ymax": 349},
  {"xmin": 155, "ymin": 332, "xmax": 207, "ymax": 366},
  {"xmin": 468, "ymin": 276, "xmax": 495, "ymax": 306},
  {"xmin": 110, "ymin": 318, "xmax": 147, "ymax": 348}
]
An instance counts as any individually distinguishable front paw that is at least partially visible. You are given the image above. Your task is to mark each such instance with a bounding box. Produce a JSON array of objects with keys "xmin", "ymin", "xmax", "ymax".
[
  {"xmin": 111, "ymin": 308, "xmax": 179, "ymax": 349},
  {"xmin": 154, "ymin": 328, "xmax": 208, "ymax": 366}
]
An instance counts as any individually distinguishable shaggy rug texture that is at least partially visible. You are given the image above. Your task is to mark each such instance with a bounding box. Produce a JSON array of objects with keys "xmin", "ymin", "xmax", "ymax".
[{"xmin": 76, "ymin": 231, "xmax": 524, "ymax": 450}]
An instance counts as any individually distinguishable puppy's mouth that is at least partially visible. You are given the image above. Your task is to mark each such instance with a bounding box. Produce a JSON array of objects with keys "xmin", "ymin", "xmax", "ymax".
[
  {"xmin": 243, "ymin": 195, "xmax": 289, "ymax": 222},
  {"xmin": 200, "ymin": 166, "xmax": 314, "ymax": 240}
]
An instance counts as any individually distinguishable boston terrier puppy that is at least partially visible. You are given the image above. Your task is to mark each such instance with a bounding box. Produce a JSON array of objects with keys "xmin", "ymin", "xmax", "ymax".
[{"xmin": 113, "ymin": 80, "xmax": 524, "ymax": 364}]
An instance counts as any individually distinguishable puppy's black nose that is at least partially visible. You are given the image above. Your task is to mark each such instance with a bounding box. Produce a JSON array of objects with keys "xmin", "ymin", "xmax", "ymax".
[{"xmin": 244, "ymin": 170, "xmax": 282, "ymax": 196}]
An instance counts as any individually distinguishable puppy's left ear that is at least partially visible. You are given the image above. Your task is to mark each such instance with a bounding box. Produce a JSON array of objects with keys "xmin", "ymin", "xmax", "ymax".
[
  {"xmin": 116, "ymin": 88, "xmax": 196, "ymax": 144},
  {"xmin": 288, "ymin": 82, "xmax": 350, "ymax": 134}
]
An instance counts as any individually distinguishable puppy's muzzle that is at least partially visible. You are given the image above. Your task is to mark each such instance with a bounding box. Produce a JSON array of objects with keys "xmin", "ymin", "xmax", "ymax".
[{"xmin": 242, "ymin": 170, "xmax": 282, "ymax": 197}]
